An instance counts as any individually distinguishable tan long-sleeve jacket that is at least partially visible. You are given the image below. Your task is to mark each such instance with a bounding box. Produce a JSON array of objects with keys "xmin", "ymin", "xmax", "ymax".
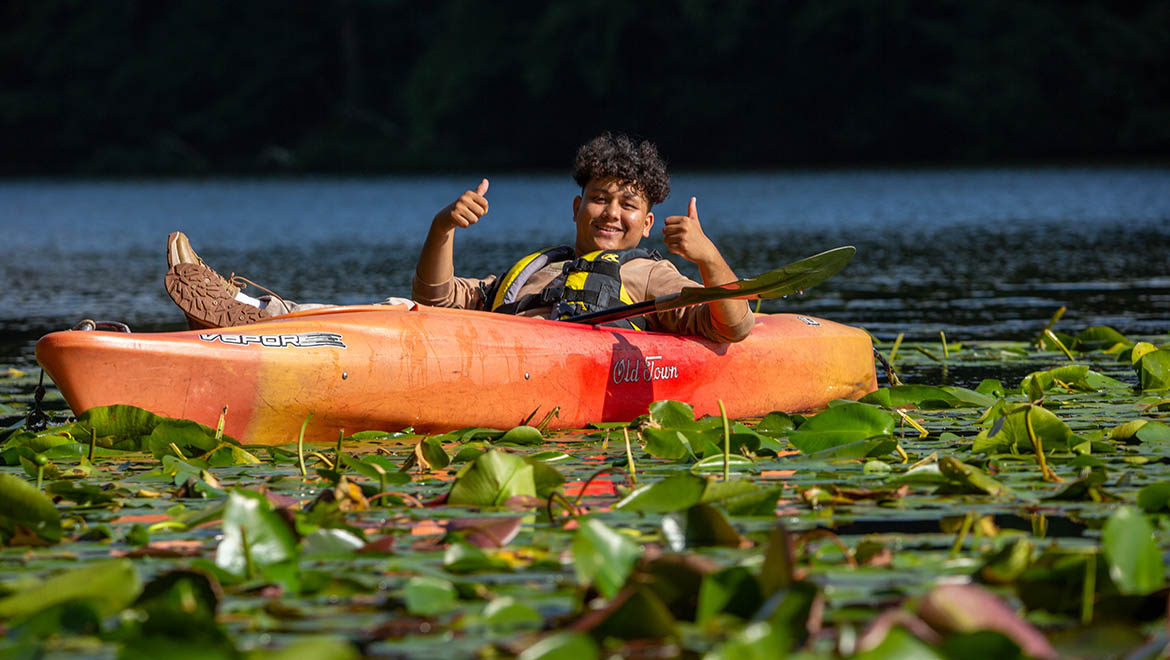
[{"xmin": 412, "ymin": 257, "xmax": 754, "ymax": 343}]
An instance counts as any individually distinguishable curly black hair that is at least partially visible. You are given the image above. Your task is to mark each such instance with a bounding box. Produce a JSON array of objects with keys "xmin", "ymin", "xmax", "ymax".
[{"xmin": 571, "ymin": 132, "xmax": 670, "ymax": 207}]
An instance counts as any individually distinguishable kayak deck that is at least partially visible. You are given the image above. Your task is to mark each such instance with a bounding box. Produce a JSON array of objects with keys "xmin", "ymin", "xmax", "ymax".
[{"xmin": 36, "ymin": 305, "xmax": 877, "ymax": 444}]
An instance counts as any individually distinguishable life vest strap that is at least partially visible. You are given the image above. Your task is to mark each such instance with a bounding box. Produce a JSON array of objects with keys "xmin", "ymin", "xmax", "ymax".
[{"xmin": 487, "ymin": 245, "xmax": 661, "ymax": 330}]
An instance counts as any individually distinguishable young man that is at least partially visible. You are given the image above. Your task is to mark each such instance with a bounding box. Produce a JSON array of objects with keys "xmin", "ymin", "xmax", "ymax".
[{"xmin": 166, "ymin": 133, "xmax": 753, "ymax": 342}]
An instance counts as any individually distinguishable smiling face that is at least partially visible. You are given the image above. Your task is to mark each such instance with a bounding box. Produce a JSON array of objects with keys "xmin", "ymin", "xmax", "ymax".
[{"xmin": 572, "ymin": 177, "xmax": 654, "ymax": 255}]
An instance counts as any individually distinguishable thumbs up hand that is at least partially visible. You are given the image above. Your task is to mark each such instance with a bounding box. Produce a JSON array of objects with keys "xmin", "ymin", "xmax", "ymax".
[
  {"xmin": 435, "ymin": 178, "xmax": 490, "ymax": 230},
  {"xmin": 662, "ymin": 197, "xmax": 719, "ymax": 266}
]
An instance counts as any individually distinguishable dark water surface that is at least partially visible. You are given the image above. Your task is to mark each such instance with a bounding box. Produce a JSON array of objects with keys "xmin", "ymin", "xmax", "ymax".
[{"xmin": 2, "ymin": 167, "xmax": 1168, "ymax": 368}]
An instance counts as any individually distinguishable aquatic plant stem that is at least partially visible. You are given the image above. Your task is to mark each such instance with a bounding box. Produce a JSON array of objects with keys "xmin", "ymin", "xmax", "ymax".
[
  {"xmin": 950, "ymin": 511, "xmax": 974, "ymax": 555},
  {"xmin": 1043, "ymin": 329, "xmax": 1076, "ymax": 362},
  {"xmin": 307, "ymin": 451, "xmax": 335, "ymax": 469},
  {"xmin": 373, "ymin": 463, "xmax": 386, "ymax": 494},
  {"xmin": 940, "ymin": 331, "xmax": 949, "ymax": 359},
  {"xmin": 1031, "ymin": 512, "xmax": 1048, "ymax": 538},
  {"xmin": 1025, "ymin": 405, "xmax": 1062, "ymax": 483},
  {"xmin": 719, "ymin": 399, "xmax": 730, "ymax": 481},
  {"xmin": 297, "ymin": 414, "xmax": 313, "ymax": 478},
  {"xmin": 1042, "ymin": 306, "xmax": 1066, "ymax": 334},
  {"xmin": 546, "ymin": 491, "xmax": 579, "ymax": 523},
  {"xmin": 215, "ymin": 405, "xmax": 227, "ymax": 441},
  {"xmin": 536, "ymin": 406, "xmax": 560, "ymax": 431},
  {"xmin": 88, "ymin": 428, "xmax": 96, "ymax": 462},
  {"xmin": 1081, "ymin": 552, "xmax": 1096, "ymax": 624},
  {"xmin": 574, "ymin": 467, "xmax": 621, "ymax": 508},
  {"xmin": 795, "ymin": 529, "xmax": 858, "ymax": 568},
  {"xmin": 623, "ymin": 429, "xmax": 637, "ymax": 485},
  {"xmin": 895, "ymin": 409, "xmax": 928, "ymax": 437},
  {"xmin": 369, "ymin": 491, "xmax": 423, "ymax": 507},
  {"xmin": 889, "ymin": 332, "xmax": 904, "ymax": 363},
  {"xmin": 335, "ymin": 428, "xmax": 344, "ymax": 474},
  {"xmin": 241, "ymin": 527, "xmax": 255, "ymax": 580},
  {"xmin": 874, "ymin": 346, "xmax": 902, "ymax": 386}
]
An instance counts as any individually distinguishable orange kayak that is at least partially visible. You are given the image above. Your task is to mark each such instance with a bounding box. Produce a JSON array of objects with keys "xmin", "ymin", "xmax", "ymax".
[{"xmin": 35, "ymin": 305, "xmax": 877, "ymax": 444}]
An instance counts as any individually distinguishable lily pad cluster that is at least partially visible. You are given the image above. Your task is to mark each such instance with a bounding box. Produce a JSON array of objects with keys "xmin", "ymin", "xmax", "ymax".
[{"xmin": 0, "ymin": 323, "xmax": 1168, "ymax": 658}]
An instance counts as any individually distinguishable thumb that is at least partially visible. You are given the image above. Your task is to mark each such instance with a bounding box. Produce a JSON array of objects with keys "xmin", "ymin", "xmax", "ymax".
[
  {"xmin": 476, "ymin": 178, "xmax": 490, "ymax": 196},
  {"xmin": 688, "ymin": 196, "xmax": 698, "ymax": 219}
]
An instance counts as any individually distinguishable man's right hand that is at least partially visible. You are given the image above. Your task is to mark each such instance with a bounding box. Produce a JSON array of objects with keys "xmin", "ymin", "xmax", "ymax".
[{"xmin": 434, "ymin": 179, "xmax": 489, "ymax": 230}]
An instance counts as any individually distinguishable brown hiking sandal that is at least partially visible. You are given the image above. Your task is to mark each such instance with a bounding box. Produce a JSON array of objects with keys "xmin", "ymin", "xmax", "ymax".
[{"xmin": 165, "ymin": 263, "xmax": 268, "ymax": 329}]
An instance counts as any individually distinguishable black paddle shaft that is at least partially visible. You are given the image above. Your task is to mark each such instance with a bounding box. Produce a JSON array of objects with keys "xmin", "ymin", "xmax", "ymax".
[{"xmin": 565, "ymin": 245, "xmax": 856, "ymax": 326}]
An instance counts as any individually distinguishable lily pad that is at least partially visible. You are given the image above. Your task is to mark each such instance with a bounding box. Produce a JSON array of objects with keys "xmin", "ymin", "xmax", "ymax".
[
  {"xmin": 661, "ymin": 503, "xmax": 745, "ymax": 551},
  {"xmin": 0, "ymin": 558, "xmax": 142, "ymax": 619},
  {"xmin": 448, "ymin": 450, "xmax": 536, "ymax": 506},
  {"xmin": 1102, "ymin": 506, "xmax": 1164, "ymax": 595},
  {"xmin": 1135, "ymin": 348, "xmax": 1170, "ymax": 391},
  {"xmin": 215, "ymin": 489, "xmax": 299, "ymax": 578},
  {"xmin": 572, "ymin": 517, "xmax": 640, "ymax": 598},
  {"xmin": 787, "ymin": 402, "xmax": 895, "ymax": 454},
  {"xmin": 404, "ymin": 576, "xmax": 457, "ymax": 617},
  {"xmin": 0, "ymin": 472, "xmax": 62, "ymax": 543},
  {"xmin": 973, "ymin": 404, "xmax": 1075, "ymax": 454}
]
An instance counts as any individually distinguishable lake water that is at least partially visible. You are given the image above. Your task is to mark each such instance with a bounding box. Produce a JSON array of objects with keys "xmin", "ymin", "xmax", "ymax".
[{"xmin": 2, "ymin": 167, "xmax": 1168, "ymax": 368}]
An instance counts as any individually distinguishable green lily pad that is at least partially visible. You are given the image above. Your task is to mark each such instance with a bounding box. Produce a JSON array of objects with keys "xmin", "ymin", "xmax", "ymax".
[
  {"xmin": 443, "ymin": 541, "xmax": 508, "ymax": 574},
  {"xmin": 661, "ymin": 503, "xmax": 744, "ymax": 551},
  {"xmin": 787, "ymin": 402, "xmax": 895, "ymax": 454},
  {"xmin": 1019, "ymin": 365, "xmax": 1129, "ymax": 393},
  {"xmin": 973, "ymin": 404, "xmax": 1075, "ymax": 454},
  {"xmin": 1102, "ymin": 506, "xmax": 1164, "ymax": 596},
  {"xmin": 0, "ymin": 558, "xmax": 142, "ymax": 619},
  {"xmin": 482, "ymin": 596, "xmax": 542, "ymax": 631},
  {"xmin": 756, "ymin": 411, "xmax": 796, "ymax": 435},
  {"xmin": 404, "ymin": 575, "xmax": 457, "ymax": 617},
  {"xmin": 572, "ymin": 516, "xmax": 640, "ymax": 598},
  {"xmin": 517, "ymin": 631, "xmax": 599, "ymax": 660},
  {"xmin": 1137, "ymin": 481, "xmax": 1170, "ymax": 513},
  {"xmin": 498, "ymin": 425, "xmax": 543, "ymax": 446},
  {"xmin": 1074, "ymin": 326, "xmax": 1133, "ymax": 351},
  {"xmin": 938, "ymin": 457, "xmax": 1013, "ymax": 497},
  {"xmin": 414, "ymin": 435, "xmax": 451, "ymax": 470},
  {"xmin": 615, "ymin": 473, "xmax": 707, "ymax": 513},
  {"xmin": 0, "ymin": 472, "xmax": 61, "ymax": 543},
  {"xmin": 215, "ymin": 489, "xmax": 299, "ymax": 578},
  {"xmin": 862, "ymin": 384, "xmax": 992, "ymax": 409},
  {"xmin": 643, "ymin": 428, "xmax": 702, "ymax": 461},
  {"xmin": 1109, "ymin": 420, "xmax": 1170, "ymax": 445},
  {"xmin": 1135, "ymin": 348, "xmax": 1170, "ymax": 391},
  {"xmin": 448, "ymin": 450, "xmax": 536, "ymax": 506},
  {"xmin": 648, "ymin": 400, "xmax": 701, "ymax": 429},
  {"xmin": 697, "ymin": 565, "xmax": 764, "ymax": 623}
]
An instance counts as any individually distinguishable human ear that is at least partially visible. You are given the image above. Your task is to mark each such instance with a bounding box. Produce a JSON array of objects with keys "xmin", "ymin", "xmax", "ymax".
[
  {"xmin": 642, "ymin": 212, "xmax": 654, "ymax": 238},
  {"xmin": 572, "ymin": 195, "xmax": 581, "ymax": 219}
]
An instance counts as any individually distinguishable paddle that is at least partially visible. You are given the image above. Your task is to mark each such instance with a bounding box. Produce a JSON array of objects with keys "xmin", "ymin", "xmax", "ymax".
[{"xmin": 565, "ymin": 245, "xmax": 856, "ymax": 325}]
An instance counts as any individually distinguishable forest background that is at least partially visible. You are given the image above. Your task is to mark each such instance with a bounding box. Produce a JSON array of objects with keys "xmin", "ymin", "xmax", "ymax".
[{"xmin": 3, "ymin": 0, "xmax": 1169, "ymax": 177}]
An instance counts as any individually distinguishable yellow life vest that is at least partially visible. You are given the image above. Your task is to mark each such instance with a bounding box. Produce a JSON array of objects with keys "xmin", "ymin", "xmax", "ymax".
[{"xmin": 484, "ymin": 246, "xmax": 660, "ymax": 330}]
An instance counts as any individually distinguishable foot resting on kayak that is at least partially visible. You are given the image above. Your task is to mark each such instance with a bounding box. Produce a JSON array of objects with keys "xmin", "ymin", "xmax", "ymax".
[
  {"xmin": 164, "ymin": 232, "xmax": 414, "ymax": 329},
  {"xmin": 165, "ymin": 232, "xmax": 277, "ymax": 329}
]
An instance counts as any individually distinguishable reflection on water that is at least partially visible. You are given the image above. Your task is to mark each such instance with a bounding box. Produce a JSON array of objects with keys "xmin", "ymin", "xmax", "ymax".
[{"xmin": 2, "ymin": 167, "xmax": 1168, "ymax": 365}]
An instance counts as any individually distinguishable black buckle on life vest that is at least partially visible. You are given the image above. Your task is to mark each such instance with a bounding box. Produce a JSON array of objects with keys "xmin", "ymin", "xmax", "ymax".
[{"xmin": 562, "ymin": 258, "xmax": 622, "ymax": 277}]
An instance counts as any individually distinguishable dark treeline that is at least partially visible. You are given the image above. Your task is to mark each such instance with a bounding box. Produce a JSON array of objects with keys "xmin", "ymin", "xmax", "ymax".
[{"xmin": 3, "ymin": 0, "xmax": 1168, "ymax": 175}]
